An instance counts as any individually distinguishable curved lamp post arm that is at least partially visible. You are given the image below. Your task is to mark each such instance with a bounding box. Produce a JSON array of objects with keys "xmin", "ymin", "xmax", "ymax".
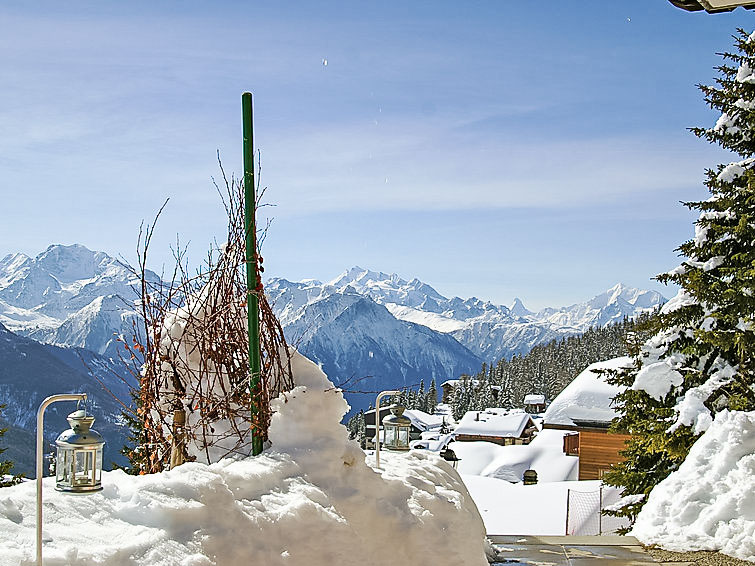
[
  {"xmin": 37, "ymin": 394, "xmax": 86, "ymax": 566},
  {"xmin": 374, "ymin": 390, "xmax": 399, "ymax": 470}
]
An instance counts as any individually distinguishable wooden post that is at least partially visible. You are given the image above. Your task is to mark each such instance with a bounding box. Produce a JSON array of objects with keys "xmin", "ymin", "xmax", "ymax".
[{"xmin": 169, "ymin": 408, "xmax": 186, "ymax": 469}]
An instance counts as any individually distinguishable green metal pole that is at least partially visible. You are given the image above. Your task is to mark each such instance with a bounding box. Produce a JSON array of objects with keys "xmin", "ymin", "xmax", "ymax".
[{"xmin": 242, "ymin": 92, "xmax": 263, "ymax": 456}]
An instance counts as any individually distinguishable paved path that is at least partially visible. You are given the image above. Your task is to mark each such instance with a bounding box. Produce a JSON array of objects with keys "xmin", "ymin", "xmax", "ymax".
[{"xmin": 488, "ymin": 535, "xmax": 680, "ymax": 566}]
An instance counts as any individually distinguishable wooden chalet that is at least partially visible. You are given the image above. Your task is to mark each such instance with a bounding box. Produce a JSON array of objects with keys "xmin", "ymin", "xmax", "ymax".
[
  {"xmin": 523, "ymin": 394, "xmax": 547, "ymax": 414},
  {"xmin": 548, "ymin": 419, "xmax": 632, "ymax": 480},
  {"xmin": 453, "ymin": 409, "xmax": 537, "ymax": 446},
  {"xmin": 542, "ymin": 358, "xmax": 634, "ymax": 481}
]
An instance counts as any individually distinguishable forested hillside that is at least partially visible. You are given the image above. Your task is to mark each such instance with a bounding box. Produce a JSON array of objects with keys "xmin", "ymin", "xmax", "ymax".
[
  {"xmin": 449, "ymin": 313, "xmax": 656, "ymax": 419},
  {"xmin": 347, "ymin": 312, "xmax": 657, "ymax": 437}
]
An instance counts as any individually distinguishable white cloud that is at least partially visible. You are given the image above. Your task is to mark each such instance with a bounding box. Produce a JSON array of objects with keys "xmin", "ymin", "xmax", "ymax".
[{"xmin": 260, "ymin": 120, "xmax": 728, "ymax": 215}]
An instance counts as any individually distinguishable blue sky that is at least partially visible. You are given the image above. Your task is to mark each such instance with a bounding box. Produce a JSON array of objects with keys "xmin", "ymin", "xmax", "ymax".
[{"xmin": 1, "ymin": 1, "xmax": 753, "ymax": 309}]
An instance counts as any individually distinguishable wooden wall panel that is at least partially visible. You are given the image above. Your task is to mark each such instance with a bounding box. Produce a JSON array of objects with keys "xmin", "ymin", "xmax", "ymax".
[{"xmin": 578, "ymin": 430, "xmax": 631, "ymax": 481}]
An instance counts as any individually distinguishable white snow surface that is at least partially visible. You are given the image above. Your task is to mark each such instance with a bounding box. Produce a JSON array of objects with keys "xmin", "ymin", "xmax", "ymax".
[
  {"xmin": 660, "ymin": 289, "xmax": 697, "ymax": 315},
  {"xmin": 631, "ymin": 360, "xmax": 683, "ymax": 401},
  {"xmin": 462, "ymin": 477, "xmax": 617, "ymax": 535},
  {"xmin": 633, "ymin": 410, "xmax": 755, "ymax": 562},
  {"xmin": 543, "ymin": 357, "xmax": 632, "ymax": 427},
  {"xmin": 0, "ymin": 350, "xmax": 489, "ymax": 566},
  {"xmin": 452, "ymin": 428, "xmax": 578, "ymax": 484}
]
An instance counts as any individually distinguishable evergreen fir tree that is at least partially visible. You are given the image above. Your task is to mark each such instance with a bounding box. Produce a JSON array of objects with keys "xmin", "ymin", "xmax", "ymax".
[
  {"xmin": 603, "ymin": 29, "xmax": 755, "ymax": 527},
  {"xmin": 417, "ymin": 380, "xmax": 426, "ymax": 412},
  {"xmin": 118, "ymin": 389, "xmax": 150, "ymax": 475},
  {"xmin": 0, "ymin": 404, "xmax": 22, "ymax": 487},
  {"xmin": 427, "ymin": 379, "xmax": 438, "ymax": 414}
]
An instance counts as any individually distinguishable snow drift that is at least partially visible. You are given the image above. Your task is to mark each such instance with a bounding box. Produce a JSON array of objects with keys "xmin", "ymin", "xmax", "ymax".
[
  {"xmin": 0, "ymin": 349, "xmax": 489, "ymax": 566},
  {"xmin": 632, "ymin": 410, "xmax": 755, "ymax": 562}
]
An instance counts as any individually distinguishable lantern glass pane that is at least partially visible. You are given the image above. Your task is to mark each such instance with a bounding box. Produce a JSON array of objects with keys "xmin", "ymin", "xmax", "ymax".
[
  {"xmin": 95, "ymin": 447, "xmax": 102, "ymax": 483},
  {"xmin": 383, "ymin": 426, "xmax": 396, "ymax": 447},
  {"xmin": 73, "ymin": 450, "xmax": 95, "ymax": 487},
  {"xmin": 56, "ymin": 448, "xmax": 71, "ymax": 486},
  {"xmin": 398, "ymin": 427, "xmax": 409, "ymax": 447}
]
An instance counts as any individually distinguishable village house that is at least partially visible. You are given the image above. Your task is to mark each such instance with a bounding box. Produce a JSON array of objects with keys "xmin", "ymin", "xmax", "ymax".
[
  {"xmin": 542, "ymin": 358, "xmax": 633, "ymax": 480},
  {"xmin": 453, "ymin": 408, "xmax": 538, "ymax": 446},
  {"xmin": 523, "ymin": 394, "xmax": 547, "ymax": 413}
]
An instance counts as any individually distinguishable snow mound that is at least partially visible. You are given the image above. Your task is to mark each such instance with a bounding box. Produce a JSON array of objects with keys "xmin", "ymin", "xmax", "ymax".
[
  {"xmin": 543, "ymin": 357, "xmax": 632, "ymax": 427},
  {"xmin": 0, "ymin": 349, "xmax": 489, "ymax": 566},
  {"xmin": 452, "ymin": 429, "xmax": 578, "ymax": 484},
  {"xmin": 632, "ymin": 410, "xmax": 755, "ymax": 562}
]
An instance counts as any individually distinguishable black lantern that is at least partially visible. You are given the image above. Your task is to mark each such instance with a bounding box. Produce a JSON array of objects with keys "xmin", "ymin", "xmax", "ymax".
[{"xmin": 54, "ymin": 410, "xmax": 104, "ymax": 493}]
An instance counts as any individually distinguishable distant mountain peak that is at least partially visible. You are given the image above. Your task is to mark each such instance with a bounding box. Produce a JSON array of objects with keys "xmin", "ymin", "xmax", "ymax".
[
  {"xmin": 330, "ymin": 266, "xmax": 398, "ymax": 287},
  {"xmin": 508, "ymin": 297, "xmax": 532, "ymax": 318}
]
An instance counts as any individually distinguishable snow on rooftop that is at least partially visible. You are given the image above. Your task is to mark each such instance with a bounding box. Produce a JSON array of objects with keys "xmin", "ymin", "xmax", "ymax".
[
  {"xmin": 523, "ymin": 394, "xmax": 545, "ymax": 405},
  {"xmin": 451, "ymin": 429, "xmax": 578, "ymax": 484},
  {"xmin": 404, "ymin": 408, "xmax": 445, "ymax": 431},
  {"xmin": 454, "ymin": 409, "xmax": 533, "ymax": 439},
  {"xmin": 632, "ymin": 410, "xmax": 755, "ymax": 562},
  {"xmin": 543, "ymin": 357, "xmax": 632, "ymax": 427},
  {"xmin": 0, "ymin": 349, "xmax": 490, "ymax": 565}
]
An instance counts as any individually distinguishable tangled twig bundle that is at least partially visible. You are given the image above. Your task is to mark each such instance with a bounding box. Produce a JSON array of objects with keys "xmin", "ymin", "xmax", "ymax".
[{"xmin": 129, "ymin": 160, "xmax": 293, "ymax": 473}]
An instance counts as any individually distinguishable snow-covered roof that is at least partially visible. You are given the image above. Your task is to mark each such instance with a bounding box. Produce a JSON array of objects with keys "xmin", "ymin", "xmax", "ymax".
[
  {"xmin": 543, "ymin": 357, "xmax": 632, "ymax": 427},
  {"xmin": 410, "ymin": 433, "xmax": 455, "ymax": 452},
  {"xmin": 523, "ymin": 394, "xmax": 546, "ymax": 405},
  {"xmin": 404, "ymin": 409, "xmax": 445, "ymax": 431},
  {"xmin": 441, "ymin": 378, "xmax": 479, "ymax": 388},
  {"xmin": 454, "ymin": 408, "xmax": 534, "ymax": 438}
]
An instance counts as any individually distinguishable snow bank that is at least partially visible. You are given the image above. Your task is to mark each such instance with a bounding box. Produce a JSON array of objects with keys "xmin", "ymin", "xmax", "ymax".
[
  {"xmin": 453, "ymin": 429, "xmax": 578, "ymax": 484},
  {"xmin": 0, "ymin": 349, "xmax": 489, "ymax": 566},
  {"xmin": 632, "ymin": 410, "xmax": 755, "ymax": 562},
  {"xmin": 543, "ymin": 357, "xmax": 632, "ymax": 427}
]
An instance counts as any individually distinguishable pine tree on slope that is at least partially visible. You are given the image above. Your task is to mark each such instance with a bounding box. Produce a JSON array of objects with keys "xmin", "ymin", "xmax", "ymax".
[
  {"xmin": 603, "ymin": 29, "xmax": 755, "ymax": 527},
  {"xmin": 0, "ymin": 404, "xmax": 22, "ymax": 487},
  {"xmin": 427, "ymin": 379, "xmax": 438, "ymax": 414}
]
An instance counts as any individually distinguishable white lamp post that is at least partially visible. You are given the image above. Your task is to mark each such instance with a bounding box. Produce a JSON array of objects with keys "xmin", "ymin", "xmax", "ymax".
[
  {"xmin": 373, "ymin": 390, "xmax": 399, "ymax": 469},
  {"xmin": 36, "ymin": 394, "xmax": 104, "ymax": 565}
]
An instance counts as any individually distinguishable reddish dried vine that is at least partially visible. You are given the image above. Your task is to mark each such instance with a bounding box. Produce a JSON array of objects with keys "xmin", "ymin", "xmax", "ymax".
[{"xmin": 127, "ymin": 158, "xmax": 293, "ymax": 473}]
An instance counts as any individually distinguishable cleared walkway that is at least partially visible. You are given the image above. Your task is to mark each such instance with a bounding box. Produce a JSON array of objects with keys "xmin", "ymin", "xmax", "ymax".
[{"xmin": 488, "ymin": 535, "xmax": 673, "ymax": 566}]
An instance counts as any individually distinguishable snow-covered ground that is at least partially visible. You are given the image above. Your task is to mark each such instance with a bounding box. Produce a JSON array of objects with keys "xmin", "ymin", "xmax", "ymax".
[
  {"xmin": 633, "ymin": 410, "xmax": 755, "ymax": 562},
  {"xmin": 463, "ymin": 477, "xmax": 620, "ymax": 535},
  {"xmin": 0, "ymin": 351, "xmax": 491, "ymax": 566}
]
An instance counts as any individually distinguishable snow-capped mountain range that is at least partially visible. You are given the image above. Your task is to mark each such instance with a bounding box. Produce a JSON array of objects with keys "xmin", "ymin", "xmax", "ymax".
[
  {"xmin": 0, "ymin": 244, "xmax": 159, "ymax": 357},
  {"xmin": 0, "ymin": 246, "xmax": 665, "ymax": 416},
  {"xmin": 267, "ymin": 266, "xmax": 666, "ymax": 364}
]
